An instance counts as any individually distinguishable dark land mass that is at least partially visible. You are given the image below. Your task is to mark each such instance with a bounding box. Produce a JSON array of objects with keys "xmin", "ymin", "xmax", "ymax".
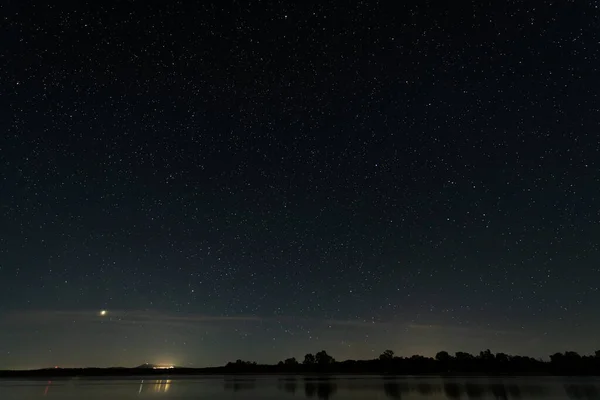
[{"xmin": 2, "ymin": 349, "xmax": 600, "ymax": 378}]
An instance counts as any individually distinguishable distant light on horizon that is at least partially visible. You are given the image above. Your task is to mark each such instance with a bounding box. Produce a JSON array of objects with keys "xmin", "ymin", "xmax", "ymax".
[
  {"xmin": 152, "ymin": 365, "xmax": 174, "ymax": 369},
  {"xmin": 99, "ymin": 310, "xmax": 107, "ymax": 316}
]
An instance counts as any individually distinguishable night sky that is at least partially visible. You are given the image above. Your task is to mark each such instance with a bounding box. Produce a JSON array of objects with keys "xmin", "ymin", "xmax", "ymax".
[{"xmin": 1, "ymin": 1, "xmax": 599, "ymax": 369}]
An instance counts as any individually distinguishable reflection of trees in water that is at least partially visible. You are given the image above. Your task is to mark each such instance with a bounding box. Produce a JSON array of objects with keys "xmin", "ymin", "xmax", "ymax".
[
  {"xmin": 564, "ymin": 384, "xmax": 600, "ymax": 399},
  {"xmin": 383, "ymin": 382, "xmax": 439, "ymax": 398},
  {"xmin": 465, "ymin": 383, "xmax": 486, "ymax": 398},
  {"xmin": 223, "ymin": 378, "xmax": 257, "ymax": 392},
  {"xmin": 445, "ymin": 382, "xmax": 548, "ymax": 399},
  {"xmin": 383, "ymin": 382, "xmax": 401, "ymax": 398},
  {"xmin": 506, "ymin": 385, "xmax": 522, "ymax": 398},
  {"xmin": 383, "ymin": 382, "xmax": 402, "ymax": 399},
  {"xmin": 277, "ymin": 378, "xmax": 599, "ymax": 400},
  {"xmin": 380, "ymin": 380, "xmax": 548, "ymax": 399},
  {"xmin": 278, "ymin": 377, "xmax": 298, "ymax": 394},
  {"xmin": 284, "ymin": 381, "xmax": 298, "ymax": 394},
  {"xmin": 283, "ymin": 378, "xmax": 600, "ymax": 400},
  {"xmin": 416, "ymin": 383, "xmax": 435, "ymax": 396},
  {"xmin": 304, "ymin": 378, "xmax": 337, "ymax": 399},
  {"xmin": 489, "ymin": 383, "xmax": 509, "ymax": 399},
  {"xmin": 443, "ymin": 382, "xmax": 462, "ymax": 399}
]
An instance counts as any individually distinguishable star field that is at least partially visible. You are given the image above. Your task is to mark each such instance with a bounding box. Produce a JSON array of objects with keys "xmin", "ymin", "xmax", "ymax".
[{"xmin": 0, "ymin": 1, "xmax": 599, "ymax": 369}]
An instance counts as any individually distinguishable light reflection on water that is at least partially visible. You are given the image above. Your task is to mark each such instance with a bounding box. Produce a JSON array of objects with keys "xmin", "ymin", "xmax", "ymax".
[
  {"xmin": 137, "ymin": 379, "xmax": 172, "ymax": 393},
  {"xmin": 2, "ymin": 376, "xmax": 600, "ymax": 399}
]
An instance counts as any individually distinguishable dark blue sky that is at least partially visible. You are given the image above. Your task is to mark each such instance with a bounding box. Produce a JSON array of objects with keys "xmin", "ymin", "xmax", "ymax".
[{"xmin": 1, "ymin": 1, "xmax": 599, "ymax": 368}]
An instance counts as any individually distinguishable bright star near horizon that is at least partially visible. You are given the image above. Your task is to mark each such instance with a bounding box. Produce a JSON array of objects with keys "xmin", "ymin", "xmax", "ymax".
[{"xmin": 100, "ymin": 310, "xmax": 107, "ymax": 316}]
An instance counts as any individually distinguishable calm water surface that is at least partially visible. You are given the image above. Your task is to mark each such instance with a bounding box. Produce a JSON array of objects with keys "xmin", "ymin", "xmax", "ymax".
[{"xmin": 1, "ymin": 376, "xmax": 599, "ymax": 399}]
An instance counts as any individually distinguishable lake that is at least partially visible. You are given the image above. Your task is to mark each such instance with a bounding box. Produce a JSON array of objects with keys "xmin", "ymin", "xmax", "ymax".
[{"xmin": 1, "ymin": 375, "xmax": 599, "ymax": 399}]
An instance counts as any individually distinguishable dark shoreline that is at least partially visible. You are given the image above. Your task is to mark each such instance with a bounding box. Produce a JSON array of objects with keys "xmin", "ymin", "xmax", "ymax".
[
  {"xmin": 4, "ymin": 349, "xmax": 600, "ymax": 378},
  {"xmin": 1, "ymin": 369, "xmax": 599, "ymax": 379}
]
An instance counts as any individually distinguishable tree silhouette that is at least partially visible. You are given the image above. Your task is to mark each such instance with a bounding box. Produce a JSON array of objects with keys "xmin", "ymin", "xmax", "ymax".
[
  {"xmin": 315, "ymin": 350, "xmax": 334, "ymax": 365},
  {"xmin": 455, "ymin": 351, "xmax": 474, "ymax": 361},
  {"xmin": 284, "ymin": 357, "xmax": 298, "ymax": 366},
  {"xmin": 435, "ymin": 351, "xmax": 451, "ymax": 363},
  {"xmin": 435, "ymin": 351, "xmax": 452, "ymax": 372},
  {"xmin": 304, "ymin": 353, "xmax": 316, "ymax": 365},
  {"xmin": 495, "ymin": 352, "xmax": 509, "ymax": 363},
  {"xmin": 479, "ymin": 349, "xmax": 494, "ymax": 361},
  {"xmin": 5, "ymin": 347, "xmax": 600, "ymax": 378},
  {"xmin": 550, "ymin": 352, "xmax": 564, "ymax": 363},
  {"xmin": 379, "ymin": 350, "xmax": 394, "ymax": 361}
]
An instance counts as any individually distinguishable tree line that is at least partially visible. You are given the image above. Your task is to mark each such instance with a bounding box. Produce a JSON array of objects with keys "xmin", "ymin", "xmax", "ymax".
[
  {"xmin": 224, "ymin": 349, "xmax": 600, "ymax": 375},
  {"xmin": 2, "ymin": 349, "xmax": 600, "ymax": 378}
]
